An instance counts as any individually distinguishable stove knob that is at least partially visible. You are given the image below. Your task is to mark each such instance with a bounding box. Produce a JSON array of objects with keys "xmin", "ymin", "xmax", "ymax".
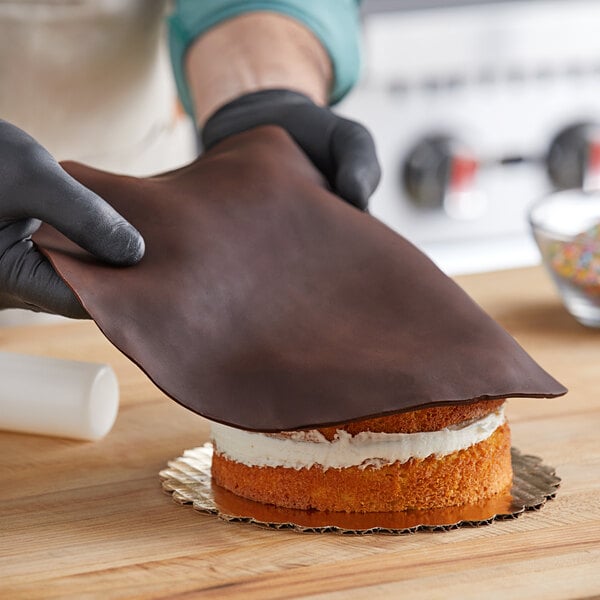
[
  {"xmin": 402, "ymin": 135, "xmax": 485, "ymax": 220},
  {"xmin": 547, "ymin": 123, "xmax": 600, "ymax": 190}
]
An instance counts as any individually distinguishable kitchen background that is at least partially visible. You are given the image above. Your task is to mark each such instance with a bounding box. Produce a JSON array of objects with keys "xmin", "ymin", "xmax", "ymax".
[
  {"xmin": 340, "ymin": 0, "xmax": 600, "ymax": 274},
  {"xmin": 2, "ymin": 0, "xmax": 600, "ymax": 327}
]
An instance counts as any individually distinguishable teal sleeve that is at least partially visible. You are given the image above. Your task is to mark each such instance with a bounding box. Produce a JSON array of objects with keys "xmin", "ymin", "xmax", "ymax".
[{"xmin": 167, "ymin": 0, "xmax": 362, "ymax": 118}]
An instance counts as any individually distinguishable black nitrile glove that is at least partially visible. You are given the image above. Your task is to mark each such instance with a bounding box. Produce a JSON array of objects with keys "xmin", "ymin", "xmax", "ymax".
[
  {"xmin": 0, "ymin": 120, "xmax": 145, "ymax": 318},
  {"xmin": 202, "ymin": 89, "xmax": 381, "ymax": 211}
]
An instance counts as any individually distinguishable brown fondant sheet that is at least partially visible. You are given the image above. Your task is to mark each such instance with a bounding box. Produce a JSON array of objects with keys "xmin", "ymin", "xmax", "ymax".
[{"xmin": 33, "ymin": 127, "xmax": 566, "ymax": 432}]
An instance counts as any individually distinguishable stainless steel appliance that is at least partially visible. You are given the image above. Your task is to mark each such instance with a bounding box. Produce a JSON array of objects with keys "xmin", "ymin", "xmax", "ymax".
[{"xmin": 338, "ymin": 0, "xmax": 600, "ymax": 273}]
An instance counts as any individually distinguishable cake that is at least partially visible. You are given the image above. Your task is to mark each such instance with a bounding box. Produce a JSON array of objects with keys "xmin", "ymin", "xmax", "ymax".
[
  {"xmin": 210, "ymin": 399, "xmax": 512, "ymax": 513},
  {"xmin": 34, "ymin": 128, "xmax": 566, "ymax": 515}
]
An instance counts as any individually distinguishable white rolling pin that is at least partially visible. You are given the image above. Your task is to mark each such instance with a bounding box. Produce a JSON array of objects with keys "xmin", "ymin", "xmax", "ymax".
[{"xmin": 0, "ymin": 351, "xmax": 119, "ymax": 441}]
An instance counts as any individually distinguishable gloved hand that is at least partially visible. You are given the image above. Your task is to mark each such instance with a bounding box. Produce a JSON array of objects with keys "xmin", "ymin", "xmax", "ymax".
[
  {"xmin": 202, "ymin": 89, "xmax": 381, "ymax": 211},
  {"xmin": 0, "ymin": 121, "xmax": 145, "ymax": 319}
]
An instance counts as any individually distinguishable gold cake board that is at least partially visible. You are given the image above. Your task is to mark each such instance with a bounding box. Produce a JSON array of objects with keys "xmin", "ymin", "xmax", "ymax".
[{"xmin": 160, "ymin": 444, "xmax": 560, "ymax": 535}]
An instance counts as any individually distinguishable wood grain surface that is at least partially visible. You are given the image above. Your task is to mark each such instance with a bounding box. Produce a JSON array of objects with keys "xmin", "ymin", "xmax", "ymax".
[{"xmin": 1, "ymin": 266, "xmax": 599, "ymax": 599}]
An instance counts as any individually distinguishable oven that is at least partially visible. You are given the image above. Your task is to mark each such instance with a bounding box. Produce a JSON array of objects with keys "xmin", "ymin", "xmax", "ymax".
[{"xmin": 338, "ymin": 0, "xmax": 600, "ymax": 274}]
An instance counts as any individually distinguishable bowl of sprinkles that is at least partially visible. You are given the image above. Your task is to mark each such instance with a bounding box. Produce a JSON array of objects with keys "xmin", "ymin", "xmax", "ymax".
[{"xmin": 530, "ymin": 190, "xmax": 600, "ymax": 327}]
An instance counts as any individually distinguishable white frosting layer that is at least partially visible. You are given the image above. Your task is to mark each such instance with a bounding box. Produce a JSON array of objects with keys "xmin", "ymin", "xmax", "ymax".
[{"xmin": 210, "ymin": 408, "xmax": 505, "ymax": 471}]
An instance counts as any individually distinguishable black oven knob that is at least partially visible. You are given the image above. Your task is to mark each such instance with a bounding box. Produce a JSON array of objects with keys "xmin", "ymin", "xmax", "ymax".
[
  {"xmin": 547, "ymin": 123, "xmax": 600, "ymax": 190},
  {"xmin": 402, "ymin": 135, "xmax": 484, "ymax": 219}
]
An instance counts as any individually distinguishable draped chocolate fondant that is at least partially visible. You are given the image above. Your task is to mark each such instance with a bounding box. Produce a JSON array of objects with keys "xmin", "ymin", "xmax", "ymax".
[{"xmin": 33, "ymin": 127, "xmax": 566, "ymax": 431}]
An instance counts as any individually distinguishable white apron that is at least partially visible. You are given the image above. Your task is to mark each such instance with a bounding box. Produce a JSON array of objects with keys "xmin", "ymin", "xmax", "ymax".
[
  {"xmin": 0, "ymin": 0, "xmax": 196, "ymax": 175},
  {"xmin": 0, "ymin": 0, "xmax": 196, "ymax": 326}
]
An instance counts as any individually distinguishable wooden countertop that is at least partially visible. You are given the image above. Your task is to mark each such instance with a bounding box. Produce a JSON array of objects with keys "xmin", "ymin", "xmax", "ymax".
[{"xmin": 1, "ymin": 266, "xmax": 599, "ymax": 599}]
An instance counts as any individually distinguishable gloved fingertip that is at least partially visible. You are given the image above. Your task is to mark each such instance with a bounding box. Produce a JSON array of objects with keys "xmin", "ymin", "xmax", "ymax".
[
  {"xmin": 104, "ymin": 223, "xmax": 145, "ymax": 266},
  {"xmin": 9, "ymin": 245, "xmax": 91, "ymax": 319},
  {"xmin": 26, "ymin": 295, "xmax": 89, "ymax": 320},
  {"xmin": 50, "ymin": 287, "xmax": 90, "ymax": 319},
  {"xmin": 60, "ymin": 299, "xmax": 90, "ymax": 320},
  {"xmin": 335, "ymin": 164, "xmax": 381, "ymax": 211}
]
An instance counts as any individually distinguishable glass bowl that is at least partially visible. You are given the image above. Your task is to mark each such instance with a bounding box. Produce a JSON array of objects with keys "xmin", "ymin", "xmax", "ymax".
[{"xmin": 529, "ymin": 190, "xmax": 600, "ymax": 328}]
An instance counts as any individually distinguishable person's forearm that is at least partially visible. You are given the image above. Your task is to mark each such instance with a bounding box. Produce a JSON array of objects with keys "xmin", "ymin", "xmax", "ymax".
[{"xmin": 185, "ymin": 12, "xmax": 332, "ymax": 126}]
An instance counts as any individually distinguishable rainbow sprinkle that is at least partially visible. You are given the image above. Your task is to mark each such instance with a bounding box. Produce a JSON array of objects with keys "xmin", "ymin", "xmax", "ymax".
[{"xmin": 550, "ymin": 224, "xmax": 600, "ymax": 294}]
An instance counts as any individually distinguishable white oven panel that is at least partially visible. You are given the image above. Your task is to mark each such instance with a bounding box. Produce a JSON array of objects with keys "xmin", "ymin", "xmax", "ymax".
[{"xmin": 338, "ymin": 0, "xmax": 600, "ymax": 273}]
